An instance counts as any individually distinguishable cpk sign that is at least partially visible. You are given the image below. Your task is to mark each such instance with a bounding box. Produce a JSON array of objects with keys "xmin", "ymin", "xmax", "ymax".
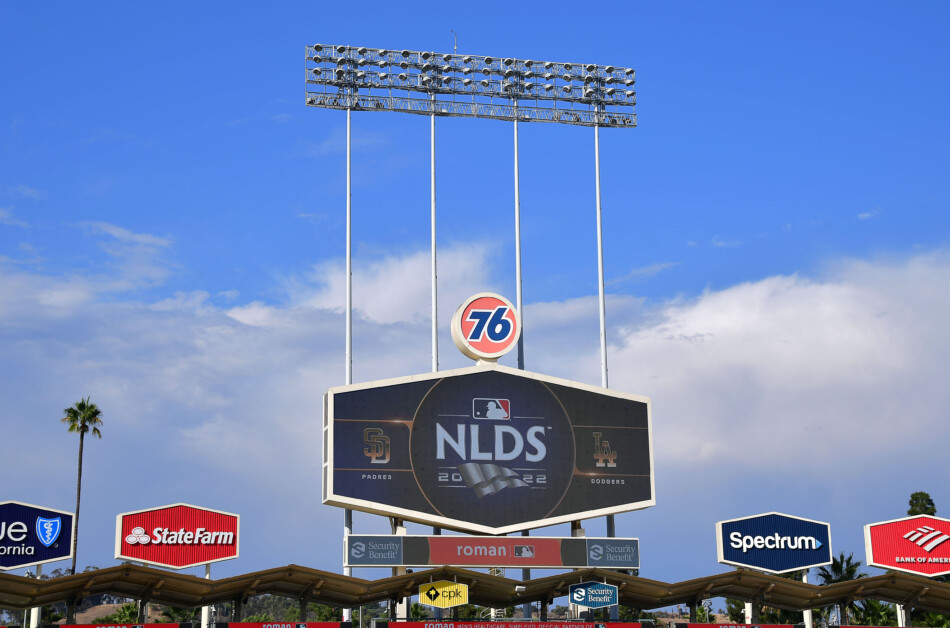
[
  {"xmin": 115, "ymin": 503, "xmax": 239, "ymax": 569},
  {"xmin": 865, "ymin": 515, "xmax": 950, "ymax": 576},
  {"xmin": 324, "ymin": 363, "xmax": 653, "ymax": 535},
  {"xmin": 0, "ymin": 501, "xmax": 73, "ymax": 570}
]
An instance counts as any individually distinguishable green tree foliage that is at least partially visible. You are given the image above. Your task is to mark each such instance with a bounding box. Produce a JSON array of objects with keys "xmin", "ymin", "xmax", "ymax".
[
  {"xmin": 93, "ymin": 602, "xmax": 139, "ymax": 624},
  {"xmin": 62, "ymin": 397, "xmax": 103, "ymax": 625},
  {"xmin": 853, "ymin": 599, "xmax": 897, "ymax": 626},
  {"xmin": 410, "ymin": 603, "xmax": 430, "ymax": 619},
  {"xmin": 161, "ymin": 606, "xmax": 199, "ymax": 623},
  {"xmin": 243, "ymin": 613, "xmax": 275, "ymax": 622},
  {"xmin": 908, "ymin": 491, "xmax": 937, "ymax": 516},
  {"xmin": 817, "ymin": 552, "xmax": 867, "ymax": 624}
]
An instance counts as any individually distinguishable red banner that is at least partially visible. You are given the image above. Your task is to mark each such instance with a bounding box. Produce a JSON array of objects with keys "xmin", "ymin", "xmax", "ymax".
[
  {"xmin": 230, "ymin": 623, "xmax": 340, "ymax": 628},
  {"xmin": 115, "ymin": 503, "xmax": 239, "ymax": 569},
  {"xmin": 865, "ymin": 515, "xmax": 950, "ymax": 576},
  {"xmin": 427, "ymin": 536, "xmax": 563, "ymax": 566},
  {"xmin": 389, "ymin": 623, "xmax": 641, "ymax": 628}
]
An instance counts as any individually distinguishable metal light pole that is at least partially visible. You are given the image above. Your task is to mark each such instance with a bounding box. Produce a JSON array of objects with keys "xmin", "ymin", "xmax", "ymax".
[{"xmin": 305, "ymin": 43, "xmax": 636, "ymax": 616}]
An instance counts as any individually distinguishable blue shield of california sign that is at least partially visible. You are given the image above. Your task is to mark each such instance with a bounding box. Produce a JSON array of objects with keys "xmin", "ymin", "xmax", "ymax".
[
  {"xmin": 35, "ymin": 517, "xmax": 62, "ymax": 547},
  {"xmin": 0, "ymin": 501, "xmax": 74, "ymax": 570},
  {"xmin": 716, "ymin": 512, "xmax": 832, "ymax": 574}
]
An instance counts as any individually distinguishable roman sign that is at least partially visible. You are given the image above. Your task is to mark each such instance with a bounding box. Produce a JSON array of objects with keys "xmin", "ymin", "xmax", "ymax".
[
  {"xmin": 865, "ymin": 515, "xmax": 950, "ymax": 577},
  {"xmin": 716, "ymin": 512, "xmax": 832, "ymax": 574},
  {"xmin": 115, "ymin": 503, "xmax": 239, "ymax": 569},
  {"xmin": 323, "ymin": 363, "xmax": 653, "ymax": 535},
  {"xmin": 570, "ymin": 582, "xmax": 619, "ymax": 609},
  {"xmin": 419, "ymin": 581, "xmax": 469, "ymax": 609},
  {"xmin": 0, "ymin": 501, "xmax": 73, "ymax": 571},
  {"xmin": 344, "ymin": 534, "xmax": 639, "ymax": 569}
]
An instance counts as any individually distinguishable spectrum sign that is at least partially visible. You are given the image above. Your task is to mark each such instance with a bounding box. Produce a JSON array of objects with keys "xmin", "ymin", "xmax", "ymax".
[
  {"xmin": 344, "ymin": 534, "xmax": 639, "ymax": 569},
  {"xmin": 0, "ymin": 501, "xmax": 74, "ymax": 571},
  {"xmin": 716, "ymin": 512, "xmax": 832, "ymax": 574},
  {"xmin": 115, "ymin": 503, "xmax": 239, "ymax": 569},
  {"xmin": 323, "ymin": 363, "xmax": 653, "ymax": 535},
  {"xmin": 865, "ymin": 515, "xmax": 950, "ymax": 576}
]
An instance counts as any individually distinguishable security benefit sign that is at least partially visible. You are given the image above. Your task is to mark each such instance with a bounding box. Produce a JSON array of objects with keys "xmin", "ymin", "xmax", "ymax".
[
  {"xmin": 115, "ymin": 503, "xmax": 239, "ymax": 569},
  {"xmin": 419, "ymin": 580, "xmax": 468, "ymax": 609},
  {"xmin": 345, "ymin": 534, "xmax": 639, "ymax": 569},
  {"xmin": 865, "ymin": 515, "xmax": 950, "ymax": 577},
  {"xmin": 716, "ymin": 512, "xmax": 832, "ymax": 574},
  {"xmin": 0, "ymin": 501, "xmax": 74, "ymax": 570},
  {"xmin": 323, "ymin": 363, "xmax": 653, "ymax": 535},
  {"xmin": 570, "ymin": 581, "xmax": 619, "ymax": 609}
]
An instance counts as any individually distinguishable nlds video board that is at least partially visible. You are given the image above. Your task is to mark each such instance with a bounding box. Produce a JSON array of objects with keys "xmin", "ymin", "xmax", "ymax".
[{"xmin": 323, "ymin": 364, "xmax": 653, "ymax": 535}]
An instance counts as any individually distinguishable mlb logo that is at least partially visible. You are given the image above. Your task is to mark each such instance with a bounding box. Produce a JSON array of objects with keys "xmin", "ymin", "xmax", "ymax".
[
  {"xmin": 514, "ymin": 545, "xmax": 535, "ymax": 557},
  {"xmin": 472, "ymin": 398, "xmax": 510, "ymax": 420}
]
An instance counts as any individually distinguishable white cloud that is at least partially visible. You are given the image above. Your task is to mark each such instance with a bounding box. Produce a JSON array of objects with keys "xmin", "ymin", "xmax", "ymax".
[
  {"xmin": 5, "ymin": 242, "xmax": 950, "ymax": 578},
  {"xmin": 608, "ymin": 261, "xmax": 678, "ymax": 285},
  {"xmin": 0, "ymin": 207, "xmax": 28, "ymax": 227},
  {"xmin": 857, "ymin": 207, "xmax": 884, "ymax": 220},
  {"xmin": 5, "ymin": 184, "xmax": 46, "ymax": 200}
]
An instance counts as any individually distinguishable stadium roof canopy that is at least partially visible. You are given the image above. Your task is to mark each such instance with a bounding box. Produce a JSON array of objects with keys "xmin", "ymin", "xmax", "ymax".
[{"xmin": 2, "ymin": 564, "xmax": 949, "ymax": 615}]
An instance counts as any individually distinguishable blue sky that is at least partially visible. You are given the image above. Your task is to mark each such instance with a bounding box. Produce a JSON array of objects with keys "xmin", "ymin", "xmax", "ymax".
[{"xmin": 3, "ymin": 0, "xmax": 950, "ymax": 607}]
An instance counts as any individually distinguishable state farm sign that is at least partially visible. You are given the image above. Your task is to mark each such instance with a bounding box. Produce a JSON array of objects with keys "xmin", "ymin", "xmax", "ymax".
[
  {"xmin": 865, "ymin": 515, "xmax": 950, "ymax": 576},
  {"xmin": 115, "ymin": 503, "xmax": 239, "ymax": 569}
]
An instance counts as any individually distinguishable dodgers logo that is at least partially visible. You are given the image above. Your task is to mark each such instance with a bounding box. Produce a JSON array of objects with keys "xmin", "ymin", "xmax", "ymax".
[{"xmin": 35, "ymin": 517, "xmax": 62, "ymax": 547}]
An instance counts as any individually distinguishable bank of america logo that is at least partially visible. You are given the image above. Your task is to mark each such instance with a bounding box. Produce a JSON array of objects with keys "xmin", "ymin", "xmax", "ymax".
[{"xmin": 904, "ymin": 525, "xmax": 950, "ymax": 552}]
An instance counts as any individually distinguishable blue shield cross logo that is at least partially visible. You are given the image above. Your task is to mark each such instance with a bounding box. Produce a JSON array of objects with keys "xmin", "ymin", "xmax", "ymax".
[{"xmin": 36, "ymin": 517, "xmax": 62, "ymax": 547}]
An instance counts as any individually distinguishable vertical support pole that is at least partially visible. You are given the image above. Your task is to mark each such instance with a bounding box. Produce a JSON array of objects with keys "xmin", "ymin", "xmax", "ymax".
[
  {"xmin": 514, "ymin": 112, "xmax": 524, "ymax": 370},
  {"xmin": 430, "ymin": 94, "xmax": 439, "ymax": 373},
  {"xmin": 343, "ymin": 104, "xmax": 354, "ymax": 624},
  {"xmin": 28, "ymin": 565, "xmax": 41, "ymax": 628},
  {"xmin": 896, "ymin": 603, "xmax": 908, "ymax": 628},
  {"xmin": 744, "ymin": 602, "xmax": 752, "ymax": 624},
  {"xmin": 343, "ymin": 508, "xmax": 353, "ymax": 621},
  {"xmin": 521, "ymin": 529, "xmax": 531, "ymax": 619},
  {"xmin": 689, "ymin": 600, "xmax": 697, "ymax": 623},
  {"xmin": 346, "ymin": 105, "xmax": 353, "ymax": 386},
  {"xmin": 594, "ymin": 122, "xmax": 608, "ymax": 389},
  {"xmin": 802, "ymin": 572, "xmax": 813, "ymax": 628},
  {"xmin": 201, "ymin": 564, "xmax": 212, "ymax": 628}
]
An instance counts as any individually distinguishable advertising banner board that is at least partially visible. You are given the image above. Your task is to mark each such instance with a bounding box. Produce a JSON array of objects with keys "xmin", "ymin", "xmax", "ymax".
[
  {"xmin": 419, "ymin": 580, "xmax": 468, "ymax": 609},
  {"xmin": 115, "ymin": 503, "xmax": 239, "ymax": 569},
  {"xmin": 324, "ymin": 363, "xmax": 653, "ymax": 535},
  {"xmin": 570, "ymin": 582, "xmax": 619, "ymax": 609},
  {"xmin": 379, "ymin": 624, "xmax": 643, "ymax": 628},
  {"xmin": 228, "ymin": 624, "xmax": 340, "ymax": 628},
  {"xmin": 865, "ymin": 515, "xmax": 950, "ymax": 576},
  {"xmin": 716, "ymin": 512, "xmax": 832, "ymax": 574},
  {"xmin": 344, "ymin": 534, "xmax": 639, "ymax": 569},
  {"xmin": 0, "ymin": 501, "xmax": 74, "ymax": 571}
]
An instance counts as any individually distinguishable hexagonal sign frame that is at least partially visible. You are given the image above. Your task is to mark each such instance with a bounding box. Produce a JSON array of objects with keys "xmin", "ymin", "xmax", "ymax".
[
  {"xmin": 115, "ymin": 503, "xmax": 239, "ymax": 569},
  {"xmin": 865, "ymin": 514, "xmax": 950, "ymax": 577},
  {"xmin": 716, "ymin": 512, "xmax": 832, "ymax": 574},
  {"xmin": 323, "ymin": 363, "xmax": 653, "ymax": 535}
]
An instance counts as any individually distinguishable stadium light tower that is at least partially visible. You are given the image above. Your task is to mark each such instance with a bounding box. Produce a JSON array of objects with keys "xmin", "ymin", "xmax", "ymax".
[
  {"xmin": 305, "ymin": 45, "xmax": 636, "ymax": 619},
  {"xmin": 305, "ymin": 43, "xmax": 636, "ymax": 383}
]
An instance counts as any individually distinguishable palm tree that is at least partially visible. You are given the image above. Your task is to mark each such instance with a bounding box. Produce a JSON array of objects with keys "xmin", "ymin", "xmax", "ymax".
[
  {"xmin": 61, "ymin": 397, "xmax": 102, "ymax": 623},
  {"xmin": 817, "ymin": 552, "xmax": 867, "ymax": 624}
]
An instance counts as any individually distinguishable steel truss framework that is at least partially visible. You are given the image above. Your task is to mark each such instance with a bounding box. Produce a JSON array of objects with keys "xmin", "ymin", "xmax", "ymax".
[{"xmin": 306, "ymin": 44, "xmax": 637, "ymax": 127}]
